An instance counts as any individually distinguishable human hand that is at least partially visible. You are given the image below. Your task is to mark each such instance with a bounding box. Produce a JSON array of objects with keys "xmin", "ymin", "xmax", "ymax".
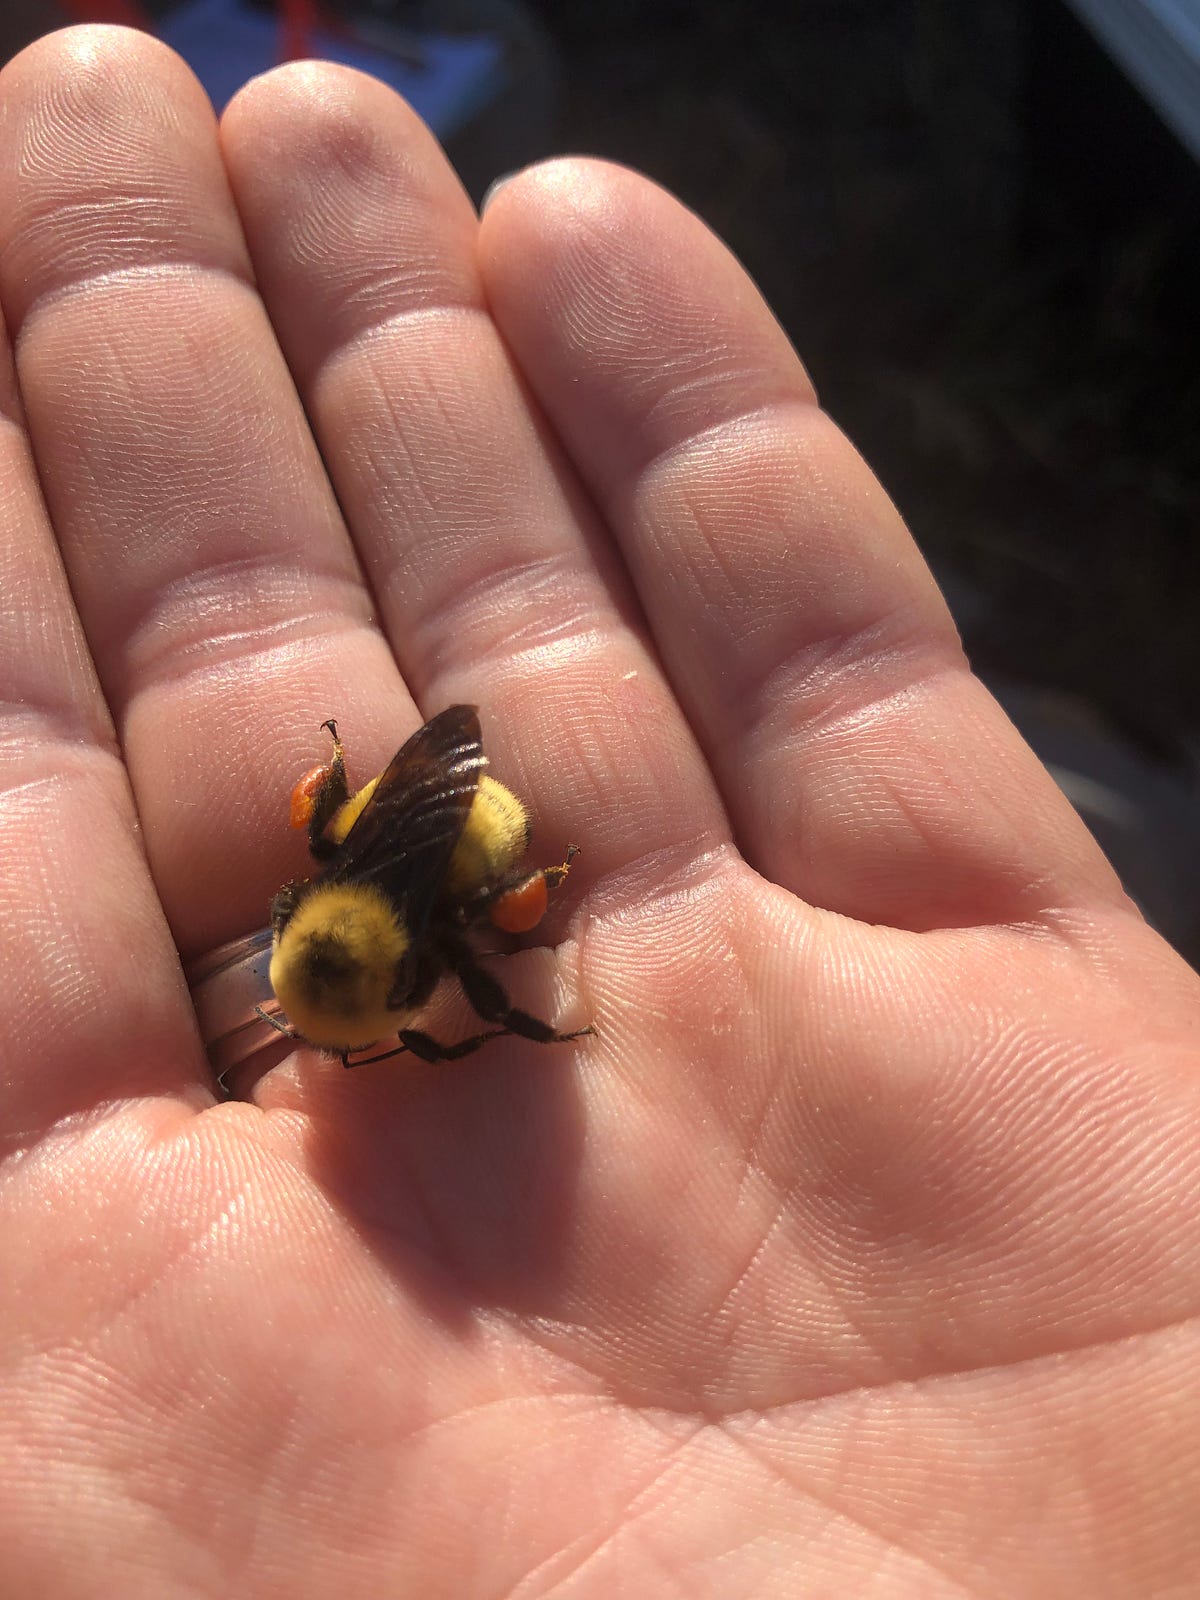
[{"xmin": 1, "ymin": 26, "xmax": 1198, "ymax": 1598}]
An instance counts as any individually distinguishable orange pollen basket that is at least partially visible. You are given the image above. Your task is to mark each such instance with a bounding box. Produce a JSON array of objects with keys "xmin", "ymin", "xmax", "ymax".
[
  {"xmin": 489, "ymin": 874, "xmax": 548, "ymax": 934},
  {"xmin": 290, "ymin": 764, "xmax": 332, "ymax": 831}
]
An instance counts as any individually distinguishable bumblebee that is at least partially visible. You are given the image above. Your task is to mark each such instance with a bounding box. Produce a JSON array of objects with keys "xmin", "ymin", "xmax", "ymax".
[{"xmin": 265, "ymin": 705, "xmax": 587, "ymax": 1066}]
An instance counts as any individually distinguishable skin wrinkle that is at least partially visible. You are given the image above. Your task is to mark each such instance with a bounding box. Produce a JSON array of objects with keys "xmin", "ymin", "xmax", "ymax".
[
  {"xmin": 414, "ymin": 545, "xmax": 603, "ymax": 641},
  {"xmin": 10, "ymin": 1236, "xmax": 462, "ymax": 1591},
  {"xmin": 725, "ymin": 1324, "xmax": 1200, "ymax": 1593},
  {"xmin": 386, "ymin": 1391, "xmax": 618, "ymax": 1456},
  {"xmin": 703, "ymin": 1190, "xmax": 886, "ymax": 1386},
  {"xmin": 15, "ymin": 1253, "xmax": 1200, "ymax": 1534},
  {"xmin": 501, "ymin": 1423, "xmax": 707, "ymax": 1600},
  {"xmin": 738, "ymin": 629, "xmax": 966, "ymax": 766},
  {"xmin": 419, "ymin": 619, "xmax": 626, "ymax": 712},
  {"xmin": 199, "ymin": 1386, "xmax": 310, "ymax": 1594},
  {"xmin": 131, "ymin": 614, "xmax": 373, "ymax": 698},
  {"xmin": 725, "ymin": 1428, "xmax": 982, "ymax": 1600},
  {"xmin": 315, "ymin": 289, "xmax": 489, "ymax": 383},
  {"xmin": 610, "ymin": 909, "xmax": 902, "ymax": 1385},
  {"xmin": 634, "ymin": 365, "xmax": 802, "ymax": 463},
  {"xmin": 881, "ymin": 735, "xmax": 1094, "ymax": 910},
  {"xmin": 228, "ymin": 1393, "xmax": 675, "ymax": 1600},
  {"xmin": 0, "ymin": 217, "xmax": 253, "ymax": 344},
  {"xmin": 578, "ymin": 838, "xmax": 741, "ymax": 937},
  {"xmin": 516, "ymin": 207, "xmax": 815, "ymax": 482},
  {"xmin": 495, "ymin": 1211, "xmax": 1200, "ymax": 1422},
  {"xmin": 334, "ymin": 340, "xmax": 560, "ymax": 592},
  {"xmin": 0, "ymin": 707, "xmax": 120, "ymax": 768},
  {"xmin": 8, "ymin": 1182, "xmax": 255, "ymax": 1374},
  {"xmin": 347, "ymin": 350, "xmax": 443, "ymax": 523},
  {"xmin": 588, "ymin": 1539, "xmax": 695, "ymax": 1600},
  {"xmin": 121, "ymin": 558, "xmax": 375, "ymax": 691},
  {"xmin": 10, "ymin": 195, "xmax": 223, "ymax": 266},
  {"xmin": 27, "ymin": 371, "xmax": 305, "ymax": 592},
  {"xmin": 10, "ymin": 1454, "xmax": 217, "ymax": 1600},
  {"xmin": 747, "ymin": 689, "xmax": 1120, "ymax": 928},
  {"xmin": 46, "ymin": 315, "xmax": 275, "ymax": 485},
  {"xmin": 628, "ymin": 397, "xmax": 820, "ymax": 512},
  {"xmin": 41, "ymin": 1371, "xmax": 264, "ymax": 1600},
  {"xmin": 528, "ymin": 1428, "xmax": 860, "ymax": 1600},
  {"xmin": 283, "ymin": 181, "xmax": 451, "ymax": 291},
  {"xmin": 0, "ymin": 604, "xmax": 103, "ymax": 723}
]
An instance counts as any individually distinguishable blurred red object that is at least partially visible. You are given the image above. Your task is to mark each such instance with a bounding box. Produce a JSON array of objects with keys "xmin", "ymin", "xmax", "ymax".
[
  {"xmin": 277, "ymin": 0, "xmax": 316, "ymax": 62},
  {"xmin": 57, "ymin": 0, "xmax": 319, "ymax": 65},
  {"xmin": 58, "ymin": 1, "xmax": 153, "ymax": 23}
]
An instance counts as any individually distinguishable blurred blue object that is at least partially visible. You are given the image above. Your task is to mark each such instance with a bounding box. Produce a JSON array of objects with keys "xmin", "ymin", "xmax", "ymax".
[
  {"xmin": 1063, "ymin": 0, "xmax": 1200, "ymax": 162},
  {"xmin": 158, "ymin": 0, "xmax": 505, "ymax": 132}
]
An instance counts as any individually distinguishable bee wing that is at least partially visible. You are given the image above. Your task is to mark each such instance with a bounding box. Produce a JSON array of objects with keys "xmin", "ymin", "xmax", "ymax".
[{"xmin": 323, "ymin": 705, "xmax": 485, "ymax": 932}]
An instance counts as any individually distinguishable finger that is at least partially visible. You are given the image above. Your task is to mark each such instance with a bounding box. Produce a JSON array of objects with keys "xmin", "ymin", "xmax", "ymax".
[
  {"xmin": 0, "ymin": 295, "xmax": 203, "ymax": 1138},
  {"xmin": 219, "ymin": 66, "xmax": 731, "ymax": 900},
  {"xmin": 479, "ymin": 161, "xmax": 1125, "ymax": 930},
  {"xmin": 0, "ymin": 28, "xmax": 416, "ymax": 959}
]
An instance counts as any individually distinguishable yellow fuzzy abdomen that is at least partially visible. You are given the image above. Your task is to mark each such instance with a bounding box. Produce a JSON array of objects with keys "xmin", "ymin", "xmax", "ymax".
[{"xmin": 445, "ymin": 775, "xmax": 529, "ymax": 896}]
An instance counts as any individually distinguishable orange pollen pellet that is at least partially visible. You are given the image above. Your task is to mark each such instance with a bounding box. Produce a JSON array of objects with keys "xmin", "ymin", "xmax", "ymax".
[
  {"xmin": 489, "ymin": 873, "xmax": 548, "ymax": 934},
  {"xmin": 290, "ymin": 764, "xmax": 332, "ymax": 830}
]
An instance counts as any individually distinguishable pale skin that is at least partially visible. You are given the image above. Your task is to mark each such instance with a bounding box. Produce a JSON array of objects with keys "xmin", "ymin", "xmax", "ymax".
[{"xmin": 0, "ymin": 26, "xmax": 1198, "ymax": 1600}]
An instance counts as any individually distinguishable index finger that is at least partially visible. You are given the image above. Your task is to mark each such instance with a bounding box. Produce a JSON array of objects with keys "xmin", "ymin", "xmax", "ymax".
[{"xmin": 480, "ymin": 162, "xmax": 1127, "ymax": 932}]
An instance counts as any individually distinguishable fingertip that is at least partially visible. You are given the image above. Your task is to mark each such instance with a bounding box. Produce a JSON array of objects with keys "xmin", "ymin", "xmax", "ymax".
[
  {"xmin": 222, "ymin": 56, "xmax": 459, "ymax": 196},
  {"xmin": 0, "ymin": 21, "xmax": 210, "ymax": 110}
]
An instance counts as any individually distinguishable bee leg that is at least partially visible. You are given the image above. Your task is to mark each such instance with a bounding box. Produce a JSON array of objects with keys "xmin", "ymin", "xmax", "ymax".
[
  {"xmin": 339, "ymin": 1047, "xmax": 403, "ymax": 1069},
  {"xmin": 542, "ymin": 843, "xmax": 580, "ymax": 891},
  {"xmin": 306, "ymin": 722, "xmax": 350, "ymax": 862},
  {"xmin": 397, "ymin": 1027, "xmax": 509, "ymax": 1063},
  {"xmin": 342, "ymin": 1038, "xmax": 415, "ymax": 1067},
  {"xmin": 254, "ymin": 1004, "xmax": 294, "ymax": 1036},
  {"xmin": 213, "ymin": 1007, "xmax": 294, "ymax": 1096},
  {"xmin": 269, "ymin": 881, "xmax": 302, "ymax": 937},
  {"xmin": 451, "ymin": 949, "xmax": 593, "ymax": 1046}
]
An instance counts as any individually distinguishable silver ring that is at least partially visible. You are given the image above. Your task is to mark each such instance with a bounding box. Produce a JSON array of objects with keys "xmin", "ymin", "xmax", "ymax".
[{"xmin": 187, "ymin": 928, "xmax": 285, "ymax": 1084}]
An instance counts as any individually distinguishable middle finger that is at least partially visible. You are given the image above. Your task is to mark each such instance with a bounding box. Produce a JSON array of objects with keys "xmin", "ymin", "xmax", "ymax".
[{"xmin": 219, "ymin": 63, "xmax": 730, "ymax": 896}]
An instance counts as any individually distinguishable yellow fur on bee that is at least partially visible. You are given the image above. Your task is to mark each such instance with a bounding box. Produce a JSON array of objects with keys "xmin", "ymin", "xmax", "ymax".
[
  {"xmin": 446, "ymin": 775, "xmax": 529, "ymax": 895},
  {"xmin": 327, "ymin": 776, "xmax": 379, "ymax": 845},
  {"xmin": 269, "ymin": 881, "xmax": 409, "ymax": 1050}
]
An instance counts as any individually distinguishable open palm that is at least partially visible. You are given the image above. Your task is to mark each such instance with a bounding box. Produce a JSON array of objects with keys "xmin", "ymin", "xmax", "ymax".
[{"xmin": 2, "ymin": 27, "xmax": 1198, "ymax": 1598}]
